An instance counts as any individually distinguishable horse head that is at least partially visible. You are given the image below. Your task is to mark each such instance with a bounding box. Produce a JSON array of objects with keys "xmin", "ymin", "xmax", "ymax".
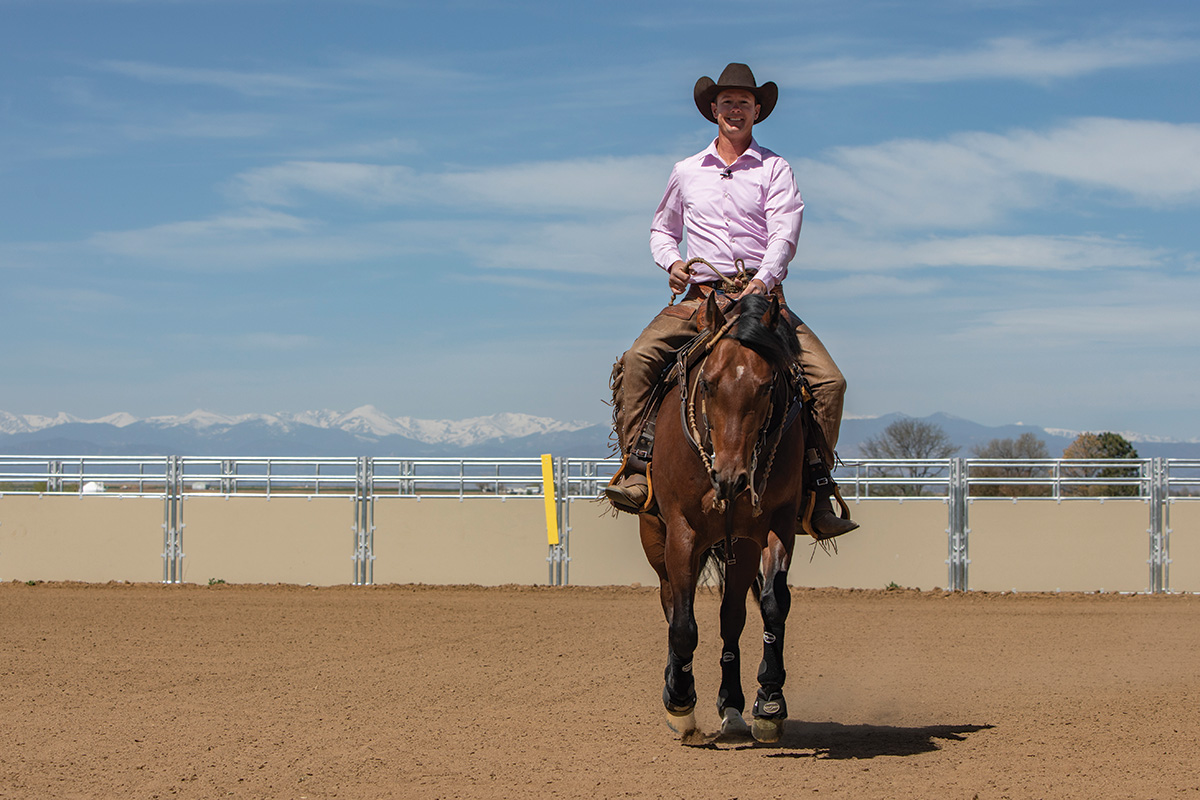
[{"xmin": 697, "ymin": 291, "xmax": 794, "ymax": 508}]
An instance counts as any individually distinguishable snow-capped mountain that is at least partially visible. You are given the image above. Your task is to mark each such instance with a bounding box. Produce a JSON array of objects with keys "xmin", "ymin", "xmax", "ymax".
[
  {"xmin": 284, "ymin": 406, "xmax": 589, "ymax": 445},
  {"xmin": 0, "ymin": 406, "xmax": 606, "ymax": 456},
  {"xmin": 2, "ymin": 408, "xmax": 1197, "ymax": 459}
]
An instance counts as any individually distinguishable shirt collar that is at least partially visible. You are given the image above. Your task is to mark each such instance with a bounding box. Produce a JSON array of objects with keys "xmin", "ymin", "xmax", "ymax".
[{"xmin": 701, "ymin": 137, "xmax": 764, "ymax": 168}]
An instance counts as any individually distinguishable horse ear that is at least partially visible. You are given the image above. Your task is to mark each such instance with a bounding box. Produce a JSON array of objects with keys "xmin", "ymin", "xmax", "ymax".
[
  {"xmin": 761, "ymin": 294, "xmax": 780, "ymax": 329},
  {"xmin": 705, "ymin": 290, "xmax": 726, "ymax": 334}
]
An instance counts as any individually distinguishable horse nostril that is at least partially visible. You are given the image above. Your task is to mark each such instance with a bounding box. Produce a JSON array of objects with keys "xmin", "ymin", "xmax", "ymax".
[{"xmin": 712, "ymin": 469, "xmax": 750, "ymax": 502}]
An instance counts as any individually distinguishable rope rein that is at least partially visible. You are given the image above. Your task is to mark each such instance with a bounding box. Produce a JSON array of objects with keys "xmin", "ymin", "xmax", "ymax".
[{"xmin": 669, "ymin": 257, "xmax": 757, "ymax": 306}]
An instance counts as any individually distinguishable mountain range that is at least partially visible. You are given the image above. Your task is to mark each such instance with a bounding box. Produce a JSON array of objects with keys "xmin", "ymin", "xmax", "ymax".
[{"xmin": 1, "ymin": 407, "xmax": 1197, "ymax": 460}]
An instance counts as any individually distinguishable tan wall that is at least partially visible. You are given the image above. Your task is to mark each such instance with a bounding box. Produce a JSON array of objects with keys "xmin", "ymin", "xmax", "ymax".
[
  {"xmin": 372, "ymin": 497, "xmax": 551, "ymax": 586},
  {"xmin": 180, "ymin": 496, "xmax": 354, "ymax": 586},
  {"xmin": 565, "ymin": 499, "xmax": 658, "ymax": 586},
  {"xmin": 2, "ymin": 492, "xmax": 1195, "ymax": 591},
  {"xmin": 968, "ymin": 498, "xmax": 1150, "ymax": 593},
  {"xmin": 792, "ymin": 499, "xmax": 951, "ymax": 591},
  {"xmin": 0, "ymin": 495, "xmax": 164, "ymax": 583},
  {"xmin": 561, "ymin": 498, "xmax": 950, "ymax": 591},
  {"xmin": 1167, "ymin": 500, "xmax": 1200, "ymax": 593}
]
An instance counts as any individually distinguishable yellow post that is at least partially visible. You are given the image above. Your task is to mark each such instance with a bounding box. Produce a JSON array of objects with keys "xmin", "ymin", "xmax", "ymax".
[{"xmin": 541, "ymin": 454, "xmax": 559, "ymax": 545}]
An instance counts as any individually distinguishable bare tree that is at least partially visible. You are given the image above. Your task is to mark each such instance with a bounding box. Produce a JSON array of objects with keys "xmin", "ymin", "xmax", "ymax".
[
  {"xmin": 970, "ymin": 432, "xmax": 1050, "ymax": 497},
  {"xmin": 860, "ymin": 417, "xmax": 957, "ymax": 496}
]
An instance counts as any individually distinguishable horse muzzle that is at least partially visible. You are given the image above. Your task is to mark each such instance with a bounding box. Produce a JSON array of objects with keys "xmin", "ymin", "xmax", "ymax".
[{"xmin": 709, "ymin": 465, "xmax": 750, "ymax": 505}]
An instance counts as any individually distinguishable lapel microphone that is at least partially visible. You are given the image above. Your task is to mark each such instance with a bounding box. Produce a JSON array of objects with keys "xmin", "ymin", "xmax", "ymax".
[{"xmin": 720, "ymin": 167, "xmax": 733, "ymax": 179}]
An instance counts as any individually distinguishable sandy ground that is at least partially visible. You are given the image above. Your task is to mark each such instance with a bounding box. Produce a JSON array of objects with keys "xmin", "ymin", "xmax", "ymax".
[{"xmin": 2, "ymin": 582, "xmax": 1200, "ymax": 799}]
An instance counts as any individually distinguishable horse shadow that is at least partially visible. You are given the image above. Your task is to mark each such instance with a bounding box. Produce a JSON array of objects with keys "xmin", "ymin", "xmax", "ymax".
[{"xmin": 707, "ymin": 720, "xmax": 994, "ymax": 758}]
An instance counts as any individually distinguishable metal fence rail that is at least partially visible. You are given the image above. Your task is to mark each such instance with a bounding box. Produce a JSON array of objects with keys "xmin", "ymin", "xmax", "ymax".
[
  {"xmin": 0, "ymin": 455, "xmax": 171, "ymax": 496},
  {"xmin": 0, "ymin": 454, "xmax": 1185, "ymax": 499},
  {"xmin": 1, "ymin": 454, "xmax": 1196, "ymax": 590}
]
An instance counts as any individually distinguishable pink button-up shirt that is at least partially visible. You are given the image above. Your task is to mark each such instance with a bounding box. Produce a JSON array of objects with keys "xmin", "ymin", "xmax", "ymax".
[{"xmin": 650, "ymin": 138, "xmax": 803, "ymax": 292}]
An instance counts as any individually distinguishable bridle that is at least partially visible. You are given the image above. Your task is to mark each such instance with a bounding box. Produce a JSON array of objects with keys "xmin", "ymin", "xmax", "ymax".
[{"xmin": 675, "ymin": 299, "xmax": 807, "ymax": 562}]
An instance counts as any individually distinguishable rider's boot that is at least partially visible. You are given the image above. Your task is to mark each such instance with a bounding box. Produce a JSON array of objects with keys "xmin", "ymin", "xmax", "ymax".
[
  {"xmin": 605, "ymin": 454, "xmax": 650, "ymax": 514},
  {"xmin": 800, "ymin": 448, "xmax": 859, "ymax": 540}
]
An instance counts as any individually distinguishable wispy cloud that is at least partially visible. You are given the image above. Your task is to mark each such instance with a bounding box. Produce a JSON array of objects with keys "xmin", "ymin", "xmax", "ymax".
[
  {"xmin": 800, "ymin": 138, "xmax": 1033, "ymax": 230},
  {"xmin": 58, "ymin": 115, "xmax": 1197, "ymax": 282},
  {"xmin": 86, "ymin": 208, "xmax": 323, "ymax": 266},
  {"xmin": 459, "ymin": 215, "xmax": 653, "ymax": 276},
  {"xmin": 229, "ymin": 162, "xmax": 422, "ymax": 207},
  {"xmin": 800, "ymin": 117, "xmax": 1200, "ymax": 230},
  {"xmin": 962, "ymin": 302, "xmax": 1200, "ymax": 345},
  {"xmin": 971, "ymin": 118, "xmax": 1200, "ymax": 203},
  {"xmin": 436, "ymin": 156, "xmax": 672, "ymax": 215},
  {"xmin": 10, "ymin": 285, "xmax": 132, "ymax": 313},
  {"xmin": 98, "ymin": 60, "xmax": 339, "ymax": 96},
  {"xmin": 95, "ymin": 54, "xmax": 478, "ymax": 98},
  {"xmin": 790, "ymin": 34, "xmax": 1200, "ymax": 88},
  {"xmin": 228, "ymin": 156, "xmax": 673, "ymax": 215},
  {"xmin": 802, "ymin": 230, "xmax": 1169, "ymax": 273},
  {"xmin": 115, "ymin": 110, "xmax": 281, "ymax": 140}
]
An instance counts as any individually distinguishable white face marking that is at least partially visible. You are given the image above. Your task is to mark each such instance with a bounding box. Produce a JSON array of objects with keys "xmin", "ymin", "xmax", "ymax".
[{"xmin": 736, "ymin": 365, "xmax": 745, "ymax": 380}]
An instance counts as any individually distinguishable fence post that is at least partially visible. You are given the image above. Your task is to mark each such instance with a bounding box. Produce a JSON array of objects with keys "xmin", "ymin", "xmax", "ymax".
[
  {"xmin": 161, "ymin": 455, "xmax": 184, "ymax": 584},
  {"xmin": 352, "ymin": 456, "xmax": 375, "ymax": 586},
  {"xmin": 1148, "ymin": 457, "xmax": 1167, "ymax": 594},
  {"xmin": 946, "ymin": 457, "xmax": 969, "ymax": 591},
  {"xmin": 545, "ymin": 456, "xmax": 569, "ymax": 586},
  {"xmin": 558, "ymin": 457, "xmax": 571, "ymax": 585}
]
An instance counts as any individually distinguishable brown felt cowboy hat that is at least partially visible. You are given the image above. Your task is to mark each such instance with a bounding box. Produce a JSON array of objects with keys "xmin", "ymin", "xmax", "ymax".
[{"xmin": 694, "ymin": 63, "xmax": 778, "ymax": 124}]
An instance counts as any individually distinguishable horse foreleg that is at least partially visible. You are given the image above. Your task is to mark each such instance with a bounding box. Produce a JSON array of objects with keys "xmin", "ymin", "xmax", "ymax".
[
  {"xmin": 716, "ymin": 537, "xmax": 760, "ymax": 737},
  {"xmin": 661, "ymin": 525, "xmax": 700, "ymax": 735},
  {"xmin": 638, "ymin": 514, "xmax": 672, "ymax": 622},
  {"xmin": 752, "ymin": 530, "xmax": 794, "ymax": 743}
]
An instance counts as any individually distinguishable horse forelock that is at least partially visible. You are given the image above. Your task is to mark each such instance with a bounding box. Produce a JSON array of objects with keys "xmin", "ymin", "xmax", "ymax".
[{"xmin": 726, "ymin": 295, "xmax": 799, "ymax": 373}]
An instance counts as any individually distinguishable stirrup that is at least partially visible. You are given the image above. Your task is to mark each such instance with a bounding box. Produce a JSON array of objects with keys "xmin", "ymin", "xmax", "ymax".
[
  {"xmin": 604, "ymin": 456, "xmax": 655, "ymax": 515},
  {"xmin": 800, "ymin": 455, "xmax": 857, "ymax": 540},
  {"xmin": 605, "ymin": 475, "xmax": 648, "ymax": 514},
  {"xmin": 801, "ymin": 484, "xmax": 858, "ymax": 540}
]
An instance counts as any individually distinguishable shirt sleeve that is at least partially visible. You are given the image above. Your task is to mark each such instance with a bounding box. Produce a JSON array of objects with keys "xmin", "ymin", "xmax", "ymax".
[
  {"xmin": 649, "ymin": 164, "xmax": 685, "ymax": 271},
  {"xmin": 755, "ymin": 159, "xmax": 803, "ymax": 291}
]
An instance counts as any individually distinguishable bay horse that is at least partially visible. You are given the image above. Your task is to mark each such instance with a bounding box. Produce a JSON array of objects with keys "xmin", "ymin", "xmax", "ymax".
[{"xmin": 639, "ymin": 290, "xmax": 807, "ymax": 743}]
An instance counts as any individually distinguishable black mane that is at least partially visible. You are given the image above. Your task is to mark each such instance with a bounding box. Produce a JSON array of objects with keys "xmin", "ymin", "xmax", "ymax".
[{"xmin": 728, "ymin": 294, "xmax": 800, "ymax": 371}]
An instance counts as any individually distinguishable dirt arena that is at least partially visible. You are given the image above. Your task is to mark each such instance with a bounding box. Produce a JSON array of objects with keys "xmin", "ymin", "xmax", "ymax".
[{"xmin": 3, "ymin": 582, "xmax": 1199, "ymax": 799}]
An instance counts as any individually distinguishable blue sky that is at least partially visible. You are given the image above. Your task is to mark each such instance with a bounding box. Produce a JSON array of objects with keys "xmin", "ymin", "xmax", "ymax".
[{"xmin": 2, "ymin": 0, "xmax": 1198, "ymax": 439}]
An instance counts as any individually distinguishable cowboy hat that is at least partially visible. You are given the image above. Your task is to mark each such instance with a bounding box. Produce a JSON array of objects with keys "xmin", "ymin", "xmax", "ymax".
[{"xmin": 693, "ymin": 63, "xmax": 778, "ymax": 124}]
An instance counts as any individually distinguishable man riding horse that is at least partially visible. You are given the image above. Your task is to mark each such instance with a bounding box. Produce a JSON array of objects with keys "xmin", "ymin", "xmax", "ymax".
[{"xmin": 606, "ymin": 62, "xmax": 857, "ymax": 540}]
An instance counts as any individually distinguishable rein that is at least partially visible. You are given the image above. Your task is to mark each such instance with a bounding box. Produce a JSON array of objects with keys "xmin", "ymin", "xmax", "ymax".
[{"xmin": 668, "ymin": 257, "xmax": 757, "ymax": 307}]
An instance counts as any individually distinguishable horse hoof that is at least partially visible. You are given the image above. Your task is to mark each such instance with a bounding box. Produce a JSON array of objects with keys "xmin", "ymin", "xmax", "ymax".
[
  {"xmin": 666, "ymin": 708, "xmax": 697, "ymax": 736},
  {"xmin": 752, "ymin": 716, "xmax": 785, "ymax": 743},
  {"xmin": 720, "ymin": 708, "xmax": 751, "ymax": 739}
]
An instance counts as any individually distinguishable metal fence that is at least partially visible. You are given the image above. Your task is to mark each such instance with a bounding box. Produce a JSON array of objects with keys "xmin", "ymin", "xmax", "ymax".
[{"xmin": 2, "ymin": 454, "xmax": 1197, "ymax": 591}]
